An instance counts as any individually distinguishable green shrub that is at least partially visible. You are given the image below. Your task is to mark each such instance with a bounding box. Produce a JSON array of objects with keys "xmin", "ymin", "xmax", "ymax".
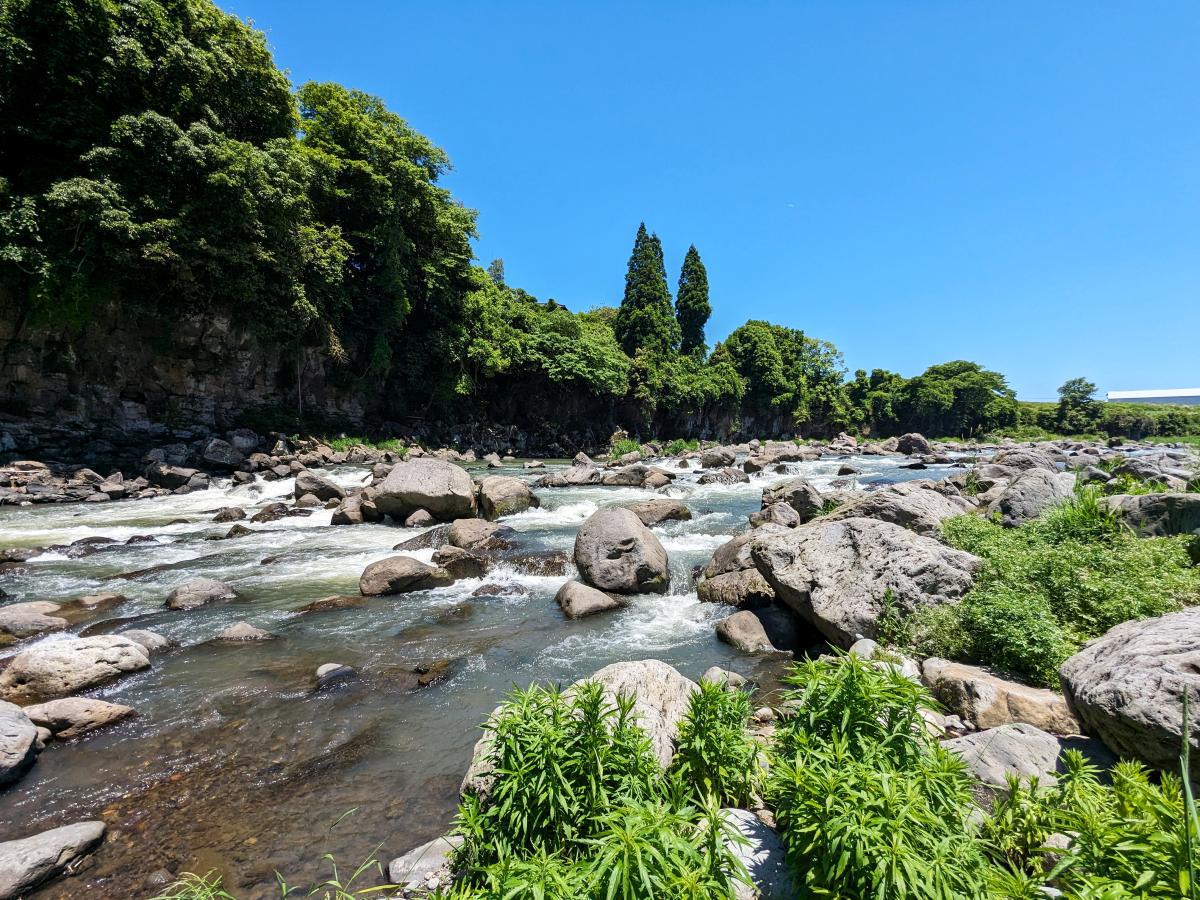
[
  {"xmin": 918, "ymin": 500, "xmax": 1200, "ymax": 686},
  {"xmin": 663, "ymin": 438, "xmax": 700, "ymax": 455},
  {"xmin": 768, "ymin": 655, "xmax": 991, "ymax": 898},
  {"xmin": 610, "ymin": 438, "xmax": 643, "ymax": 458},
  {"xmin": 669, "ymin": 679, "xmax": 759, "ymax": 806},
  {"xmin": 325, "ymin": 436, "xmax": 407, "ymax": 455}
]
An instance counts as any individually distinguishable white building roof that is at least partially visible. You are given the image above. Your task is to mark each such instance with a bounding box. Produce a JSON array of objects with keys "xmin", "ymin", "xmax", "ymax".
[{"xmin": 1107, "ymin": 388, "xmax": 1200, "ymax": 401}]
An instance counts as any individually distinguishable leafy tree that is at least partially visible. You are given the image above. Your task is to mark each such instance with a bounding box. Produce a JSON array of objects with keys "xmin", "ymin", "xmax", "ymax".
[
  {"xmin": 1056, "ymin": 376, "xmax": 1099, "ymax": 433},
  {"xmin": 847, "ymin": 368, "xmax": 906, "ymax": 432},
  {"xmin": 675, "ymin": 245, "xmax": 711, "ymax": 357},
  {"xmin": 486, "ymin": 257, "xmax": 505, "ymax": 287},
  {"xmin": 613, "ymin": 223, "xmax": 679, "ymax": 356},
  {"xmin": 896, "ymin": 360, "xmax": 1018, "ymax": 437}
]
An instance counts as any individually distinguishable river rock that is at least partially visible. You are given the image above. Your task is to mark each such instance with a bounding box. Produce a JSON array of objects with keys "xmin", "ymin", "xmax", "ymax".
[
  {"xmin": 388, "ymin": 833, "xmax": 463, "ymax": 895},
  {"xmin": 216, "ymin": 621, "xmax": 275, "ymax": 642},
  {"xmin": 750, "ymin": 518, "xmax": 980, "ymax": 646},
  {"xmin": 200, "ymin": 437, "xmax": 243, "ymax": 469},
  {"xmin": 761, "ymin": 477, "xmax": 824, "ymax": 522},
  {"xmin": 991, "ymin": 447, "xmax": 1059, "ymax": 472},
  {"xmin": 721, "ymin": 809, "xmax": 797, "ymax": 900},
  {"xmin": 21, "ymin": 698, "xmax": 135, "ymax": 740},
  {"xmin": 211, "ymin": 506, "xmax": 246, "ymax": 523},
  {"xmin": 330, "ymin": 495, "xmax": 364, "ymax": 525},
  {"xmin": 250, "ymin": 502, "xmax": 289, "ymax": 523},
  {"xmin": 165, "ymin": 577, "xmax": 238, "ymax": 610},
  {"xmin": 716, "ymin": 610, "xmax": 778, "ymax": 654},
  {"xmin": 585, "ymin": 660, "xmax": 697, "ymax": 767},
  {"xmin": 1059, "ymin": 607, "xmax": 1200, "ymax": 779},
  {"xmin": 375, "ymin": 459, "xmax": 477, "ymax": 522},
  {"xmin": 294, "ymin": 471, "xmax": 346, "ymax": 502},
  {"xmin": 555, "ymin": 581, "xmax": 626, "ymax": 618},
  {"xmin": 432, "ymin": 545, "xmax": 486, "ymax": 579},
  {"xmin": 601, "ymin": 463, "xmax": 651, "ymax": 486},
  {"xmin": 1100, "ymin": 492, "xmax": 1200, "ymax": 538},
  {"xmin": 0, "ymin": 701, "xmax": 38, "ymax": 786},
  {"xmin": 896, "ymin": 433, "xmax": 932, "ymax": 455},
  {"xmin": 477, "ymin": 476, "xmax": 539, "ymax": 520},
  {"xmin": 823, "ymin": 480, "xmax": 970, "ymax": 536},
  {"xmin": 749, "ymin": 502, "xmax": 801, "ymax": 528},
  {"xmin": 0, "ymin": 821, "xmax": 106, "ymax": 899},
  {"xmin": 0, "ymin": 636, "xmax": 150, "ymax": 704},
  {"xmin": 922, "ymin": 658, "xmax": 1081, "ymax": 734},
  {"xmin": 573, "ymin": 508, "xmax": 669, "ymax": 594},
  {"xmin": 697, "ymin": 568, "xmax": 775, "ymax": 607},
  {"xmin": 295, "ymin": 595, "xmax": 366, "ymax": 614},
  {"xmin": 0, "ymin": 601, "xmax": 67, "ymax": 639},
  {"xmin": 942, "ymin": 723, "xmax": 1065, "ymax": 788},
  {"xmin": 698, "ymin": 467, "xmax": 750, "ymax": 485},
  {"xmin": 447, "ymin": 519, "xmax": 517, "ymax": 555},
  {"xmin": 145, "ymin": 463, "xmax": 199, "ymax": 489},
  {"xmin": 622, "ymin": 498, "xmax": 692, "ymax": 527},
  {"xmin": 986, "ymin": 469, "xmax": 1074, "ymax": 526},
  {"xmin": 403, "ymin": 508, "xmax": 436, "ymax": 528},
  {"xmin": 120, "ymin": 629, "xmax": 172, "ymax": 655},
  {"xmin": 359, "ymin": 557, "xmax": 453, "ymax": 596},
  {"xmin": 701, "ymin": 447, "xmax": 736, "ymax": 468}
]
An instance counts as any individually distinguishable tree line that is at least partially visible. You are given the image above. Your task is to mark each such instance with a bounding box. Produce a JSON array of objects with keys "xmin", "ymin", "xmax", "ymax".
[{"xmin": 1, "ymin": 0, "xmax": 1194, "ymax": 441}]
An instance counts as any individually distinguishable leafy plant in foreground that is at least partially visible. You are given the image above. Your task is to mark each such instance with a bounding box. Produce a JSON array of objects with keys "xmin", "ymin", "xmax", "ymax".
[{"xmin": 669, "ymin": 679, "xmax": 759, "ymax": 806}]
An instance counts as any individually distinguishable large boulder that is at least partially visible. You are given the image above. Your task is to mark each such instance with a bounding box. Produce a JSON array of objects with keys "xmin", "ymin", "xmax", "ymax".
[
  {"xmin": 721, "ymin": 809, "xmax": 797, "ymax": 900},
  {"xmin": 0, "ymin": 636, "xmax": 151, "ymax": 704},
  {"xmin": 942, "ymin": 723, "xmax": 1064, "ymax": 788},
  {"xmin": 1060, "ymin": 607, "xmax": 1200, "ymax": 779},
  {"xmin": 477, "ymin": 476, "xmax": 539, "ymax": 520},
  {"xmin": 1100, "ymin": 492, "xmax": 1200, "ymax": 538},
  {"xmin": 0, "ymin": 701, "xmax": 38, "ymax": 786},
  {"xmin": 579, "ymin": 660, "xmax": 698, "ymax": 768},
  {"xmin": 922, "ymin": 658, "xmax": 1081, "ymax": 734},
  {"xmin": 22, "ymin": 697, "xmax": 136, "ymax": 740},
  {"xmin": 374, "ymin": 459, "xmax": 477, "ymax": 522},
  {"xmin": 359, "ymin": 557, "xmax": 453, "ymax": 596},
  {"xmin": 698, "ymin": 467, "xmax": 750, "ymax": 485},
  {"xmin": 991, "ymin": 448, "xmax": 1059, "ymax": 472},
  {"xmin": 200, "ymin": 437, "xmax": 244, "ymax": 470},
  {"xmin": 697, "ymin": 568, "xmax": 775, "ymax": 607},
  {"xmin": 0, "ymin": 601, "xmax": 68, "ymax": 640},
  {"xmin": 622, "ymin": 499, "xmax": 692, "ymax": 527},
  {"xmin": 823, "ymin": 480, "xmax": 970, "ymax": 536},
  {"xmin": 555, "ymin": 581, "xmax": 626, "ymax": 619},
  {"xmin": 0, "ymin": 821, "xmax": 106, "ymax": 899},
  {"xmin": 701, "ymin": 447, "xmax": 736, "ymax": 469},
  {"xmin": 761, "ymin": 478, "xmax": 824, "ymax": 523},
  {"xmin": 716, "ymin": 610, "xmax": 779, "ymax": 654},
  {"xmin": 165, "ymin": 577, "xmax": 238, "ymax": 610},
  {"xmin": 447, "ymin": 519, "xmax": 517, "ymax": 555},
  {"xmin": 573, "ymin": 508, "xmax": 669, "ymax": 594},
  {"xmin": 601, "ymin": 464, "xmax": 651, "ymax": 486},
  {"xmin": 294, "ymin": 471, "xmax": 346, "ymax": 502},
  {"xmin": 387, "ymin": 834, "xmax": 462, "ymax": 896},
  {"xmin": 750, "ymin": 518, "xmax": 980, "ymax": 646},
  {"xmin": 986, "ymin": 468, "xmax": 1074, "ymax": 527},
  {"xmin": 896, "ymin": 433, "xmax": 932, "ymax": 455}
]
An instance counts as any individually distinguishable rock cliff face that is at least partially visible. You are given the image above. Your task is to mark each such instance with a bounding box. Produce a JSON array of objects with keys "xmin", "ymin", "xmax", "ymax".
[{"xmin": 0, "ymin": 300, "xmax": 364, "ymax": 433}]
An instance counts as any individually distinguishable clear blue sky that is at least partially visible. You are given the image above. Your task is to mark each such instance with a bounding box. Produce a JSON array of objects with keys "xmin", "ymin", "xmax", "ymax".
[{"xmin": 221, "ymin": 1, "xmax": 1198, "ymax": 400}]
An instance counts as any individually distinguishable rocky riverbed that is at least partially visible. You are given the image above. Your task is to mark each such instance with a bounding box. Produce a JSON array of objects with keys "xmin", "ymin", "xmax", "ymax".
[{"xmin": 1, "ymin": 433, "xmax": 1197, "ymax": 898}]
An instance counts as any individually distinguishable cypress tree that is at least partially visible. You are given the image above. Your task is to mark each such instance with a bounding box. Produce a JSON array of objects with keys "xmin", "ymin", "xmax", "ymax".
[
  {"xmin": 613, "ymin": 222, "xmax": 680, "ymax": 356},
  {"xmin": 675, "ymin": 244, "xmax": 711, "ymax": 356}
]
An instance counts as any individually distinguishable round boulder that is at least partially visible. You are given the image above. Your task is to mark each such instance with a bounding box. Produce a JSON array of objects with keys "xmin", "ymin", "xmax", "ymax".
[
  {"xmin": 165, "ymin": 577, "xmax": 238, "ymax": 610},
  {"xmin": 374, "ymin": 459, "xmax": 477, "ymax": 522},
  {"xmin": 359, "ymin": 556, "xmax": 454, "ymax": 596},
  {"xmin": 477, "ymin": 476, "xmax": 539, "ymax": 520},
  {"xmin": 573, "ymin": 508, "xmax": 670, "ymax": 594},
  {"xmin": 0, "ymin": 636, "xmax": 151, "ymax": 704}
]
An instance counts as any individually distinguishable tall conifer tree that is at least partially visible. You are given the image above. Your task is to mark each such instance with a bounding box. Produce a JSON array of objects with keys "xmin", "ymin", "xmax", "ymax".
[
  {"xmin": 675, "ymin": 244, "xmax": 711, "ymax": 356},
  {"xmin": 613, "ymin": 222, "xmax": 680, "ymax": 356}
]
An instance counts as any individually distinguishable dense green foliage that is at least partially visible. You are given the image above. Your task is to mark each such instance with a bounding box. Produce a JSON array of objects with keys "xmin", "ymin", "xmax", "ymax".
[
  {"xmin": 915, "ymin": 491, "xmax": 1200, "ymax": 685},
  {"xmin": 446, "ymin": 680, "xmax": 752, "ymax": 898},
  {"xmin": 1015, "ymin": 399, "xmax": 1200, "ymax": 441},
  {"xmin": 674, "ymin": 245, "xmax": 711, "ymax": 357},
  {"xmin": 848, "ymin": 360, "xmax": 1020, "ymax": 437},
  {"xmin": 613, "ymin": 223, "xmax": 679, "ymax": 357}
]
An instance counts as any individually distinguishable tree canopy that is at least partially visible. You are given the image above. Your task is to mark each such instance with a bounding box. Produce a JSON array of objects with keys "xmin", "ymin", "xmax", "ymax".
[
  {"xmin": 675, "ymin": 245, "xmax": 711, "ymax": 357},
  {"xmin": 613, "ymin": 223, "xmax": 679, "ymax": 357}
]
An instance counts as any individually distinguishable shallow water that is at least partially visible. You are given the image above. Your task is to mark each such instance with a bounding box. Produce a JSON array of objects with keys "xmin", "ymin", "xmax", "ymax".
[{"xmin": 0, "ymin": 451, "xmax": 959, "ymax": 898}]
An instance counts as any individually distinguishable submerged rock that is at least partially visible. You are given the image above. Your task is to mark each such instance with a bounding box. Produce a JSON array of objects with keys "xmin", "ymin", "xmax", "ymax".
[
  {"xmin": 216, "ymin": 621, "xmax": 276, "ymax": 642},
  {"xmin": 573, "ymin": 508, "xmax": 669, "ymax": 594},
  {"xmin": 555, "ymin": 581, "xmax": 626, "ymax": 619},
  {"xmin": 295, "ymin": 595, "xmax": 367, "ymax": 614},
  {"xmin": 0, "ymin": 636, "xmax": 151, "ymax": 704},
  {"xmin": 165, "ymin": 577, "xmax": 238, "ymax": 610},
  {"xmin": 22, "ymin": 697, "xmax": 136, "ymax": 740},
  {"xmin": 0, "ymin": 821, "xmax": 106, "ymax": 899}
]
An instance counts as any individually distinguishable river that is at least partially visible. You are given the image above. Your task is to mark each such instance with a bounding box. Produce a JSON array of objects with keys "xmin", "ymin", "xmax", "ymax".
[{"xmin": 0, "ymin": 450, "xmax": 958, "ymax": 898}]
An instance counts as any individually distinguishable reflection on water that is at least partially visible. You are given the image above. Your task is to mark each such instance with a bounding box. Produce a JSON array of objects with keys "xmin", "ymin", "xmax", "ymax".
[{"xmin": 0, "ymin": 451, "xmax": 957, "ymax": 897}]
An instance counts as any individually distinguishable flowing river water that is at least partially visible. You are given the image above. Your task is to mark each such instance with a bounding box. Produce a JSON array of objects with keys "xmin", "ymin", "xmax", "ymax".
[{"xmin": 0, "ymin": 451, "xmax": 960, "ymax": 898}]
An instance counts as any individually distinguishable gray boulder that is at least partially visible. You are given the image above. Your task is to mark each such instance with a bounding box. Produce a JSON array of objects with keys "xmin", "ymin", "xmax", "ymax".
[
  {"xmin": 702, "ymin": 447, "xmax": 736, "ymax": 468},
  {"xmin": 375, "ymin": 459, "xmax": 477, "ymax": 522},
  {"xmin": 22, "ymin": 697, "xmax": 136, "ymax": 740},
  {"xmin": 555, "ymin": 581, "xmax": 627, "ymax": 618},
  {"xmin": 922, "ymin": 658, "xmax": 1081, "ymax": 734},
  {"xmin": 432, "ymin": 545, "xmax": 486, "ymax": 579},
  {"xmin": 387, "ymin": 834, "xmax": 462, "ymax": 896},
  {"xmin": 447, "ymin": 519, "xmax": 517, "ymax": 555},
  {"xmin": 749, "ymin": 502, "xmax": 801, "ymax": 529},
  {"xmin": 216, "ymin": 621, "xmax": 276, "ymax": 642},
  {"xmin": 1060, "ymin": 607, "xmax": 1200, "ymax": 780},
  {"xmin": 0, "ymin": 821, "xmax": 106, "ymax": 899},
  {"xmin": 165, "ymin": 577, "xmax": 238, "ymax": 610},
  {"xmin": 200, "ymin": 437, "xmax": 244, "ymax": 470},
  {"xmin": 1101, "ymin": 492, "xmax": 1200, "ymax": 538},
  {"xmin": 211, "ymin": 506, "xmax": 246, "ymax": 523},
  {"xmin": 622, "ymin": 498, "xmax": 692, "ymax": 527},
  {"xmin": 573, "ymin": 508, "xmax": 670, "ymax": 594},
  {"xmin": 0, "ymin": 601, "xmax": 68, "ymax": 640},
  {"xmin": 761, "ymin": 478, "xmax": 824, "ymax": 522},
  {"xmin": 896, "ymin": 433, "xmax": 932, "ymax": 455},
  {"xmin": 579, "ymin": 660, "xmax": 698, "ymax": 768},
  {"xmin": 359, "ymin": 556, "xmax": 454, "ymax": 596},
  {"xmin": 477, "ymin": 475, "xmax": 539, "ymax": 520},
  {"xmin": 294, "ymin": 471, "xmax": 346, "ymax": 502},
  {"xmin": 991, "ymin": 448, "xmax": 1059, "ymax": 472},
  {"xmin": 0, "ymin": 701, "xmax": 38, "ymax": 786},
  {"xmin": 942, "ymin": 723, "xmax": 1063, "ymax": 788},
  {"xmin": 751, "ymin": 518, "xmax": 980, "ymax": 646},
  {"xmin": 716, "ymin": 610, "xmax": 779, "ymax": 654},
  {"xmin": 601, "ymin": 464, "xmax": 651, "ymax": 486},
  {"xmin": 823, "ymin": 480, "xmax": 970, "ymax": 536},
  {"xmin": 0, "ymin": 636, "xmax": 151, "ymax": 704},
  {"xmin": 120, "ymin": 629, "xmax": 172, "ymax": 655},
  {"xmin": 698, "ymin": 467, "xmax": 750, "ymax": 485},
  {"xmin": 330, "ymin": 495, "xmax": 364, "ymax": 525},
  {"xmin": 986, "ymin": 468, "xmax": 1074, "ymax": 527},
  {"xmin": 721, "ymin": 809, "xmax": 797, "ymax": 900}
]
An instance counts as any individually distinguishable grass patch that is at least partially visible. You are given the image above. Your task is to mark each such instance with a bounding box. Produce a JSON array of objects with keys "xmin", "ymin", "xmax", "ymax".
[
  {"xmin": 914, "ymin": 491, "xmax": 1200, "ymax": 686},
  {"xmin": 610, "ymin": 438, "xmax": 643, "ymax": 458},
  {"xmin": 324, "ymin": 436, "xmax": 408, "ymax": 455},
  {"xmin": 663, "ymin": 438, "xmax": 700, "ymax": 455}
]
